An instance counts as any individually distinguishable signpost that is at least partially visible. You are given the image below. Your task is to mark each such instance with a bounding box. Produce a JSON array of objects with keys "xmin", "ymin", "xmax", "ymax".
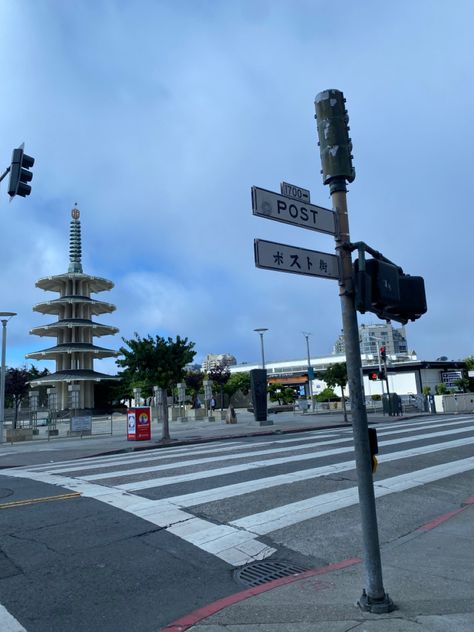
[
  {"xmin": 254, "ymin": 239, "xmax": 339, "ymax": 280},
  {"xmin": 252, "ymin": 186, "xmax": 335, "ymax": 235},
  {"xmin": 280, "ymin": 181, "xmax": 310, "ymax": 202}
]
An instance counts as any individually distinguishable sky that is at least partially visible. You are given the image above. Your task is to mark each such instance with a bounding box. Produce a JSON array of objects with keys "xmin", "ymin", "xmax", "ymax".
[{"xmin": 0, "ymin": 0, "xmax": 472, "ymax": 375}]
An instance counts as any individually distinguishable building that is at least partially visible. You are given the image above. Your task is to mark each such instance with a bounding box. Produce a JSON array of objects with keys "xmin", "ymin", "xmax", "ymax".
[
  {"xmin": 333, "ymin": 323, "xmax": 410, "ymax": 359},
  {"xmin": 26, "ymin": 207, "xmax": 119, "ymax": 410},
  {"xmin": 229, "ymin": 355, "xmax": 466, "ymax": 399},
  {"xmin": 202, "ymin": 353, "xmax": 237, "ymax": 371}
]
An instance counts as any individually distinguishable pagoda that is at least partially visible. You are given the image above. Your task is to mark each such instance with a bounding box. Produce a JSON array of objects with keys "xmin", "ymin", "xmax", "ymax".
[{"xmin": 27, "ymin": 207, "xmax": 119, "ymax": 410}]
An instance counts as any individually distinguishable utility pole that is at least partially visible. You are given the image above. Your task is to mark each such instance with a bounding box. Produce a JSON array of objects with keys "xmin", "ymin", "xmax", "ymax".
[
  {"xmin": 303, "ymin": 332, "xmax": 314, "ymax": 411},
  {"xmin": 315, "ymin": 89, "xmax": 394, "ymax": 613}
]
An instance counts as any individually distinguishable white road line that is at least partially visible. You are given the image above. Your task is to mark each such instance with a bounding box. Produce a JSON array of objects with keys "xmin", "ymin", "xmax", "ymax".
[
  {"xmin": 162, "ymin": 434, "xmax": 474, "ymax": 508},
  {"xmin": 116, "ymin": 423, "xmax": 474, "ymax": 491},
  {"xmin": 230, "ymin": 456, "xmax": 474, "ymax": 535},
  {"xmin": 0, "ymin": 469, "xmax": 275, "ymax": 567},
  {"xmin": 48, "ymin": 417, "xmax": 473, "ymax": 480},
  {"xmin": 0, "ymin": 604, "xmax": 27, "ymax": 632},
  {"xmin": 21, "ymin": 434, "xmax": 338, "ymax": 474}
]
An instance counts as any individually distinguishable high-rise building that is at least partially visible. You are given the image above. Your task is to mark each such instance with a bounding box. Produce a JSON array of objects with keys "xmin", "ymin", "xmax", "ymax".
[
  {"xmin": 202, "ymin": 353, "xmax": 237, "ymax": 371},
  {"xmin": 26, "ymin": 207, "xmax": 119, "ymax": 410},
  {"xmin": 333, "ymin": 323, "xmax": 409, "ymax": 359}
]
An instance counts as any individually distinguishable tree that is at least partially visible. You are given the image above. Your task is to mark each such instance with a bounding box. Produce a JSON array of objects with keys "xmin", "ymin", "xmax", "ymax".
[
  {"xmin": 5, "ymin": 367, "xmax": 30, "ymax": 429},
  {"xmin": 117, "ymin": 333, "xmax": 196, "ymax": 441},
  {"xmin": 435, "ymin": 383, "xmax": 447, "ymax": 395},
  {"xmin": 207, "ymin": 364, "xmax": 231, "ymax": 411},
  {"xmin": 317, "ymin": 362, "xmax": 349, "ymax": 422},
  {"xmin": 316, "ymin": 387, "xmax": 340, "ymax": 402},
  {"xmin": 268, "ymin": 383, "xmax": 296, "ymax": 405},
  {"xmin": 224, "ymin": 372, "xmax": 251, "ymax": 404},
  {"xmin": 184, "ymin": 370, "xmax": 204, "ymax": 408}
]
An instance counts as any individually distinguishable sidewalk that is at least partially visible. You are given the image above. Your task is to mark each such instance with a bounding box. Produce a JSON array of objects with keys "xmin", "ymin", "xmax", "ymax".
[
  {"xmin": 0, "ymin": 409, "xmax": 427, "ymax": 468},
  {"xmin": 164, "ymin": 497, "xmax": 474, "ymax": 631}
]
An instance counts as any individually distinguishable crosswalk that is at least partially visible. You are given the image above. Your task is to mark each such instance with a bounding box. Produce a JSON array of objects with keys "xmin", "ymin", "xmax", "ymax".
[{"xmin": 3, "ymin": 415, "xmax": 474, "ymax": 567}]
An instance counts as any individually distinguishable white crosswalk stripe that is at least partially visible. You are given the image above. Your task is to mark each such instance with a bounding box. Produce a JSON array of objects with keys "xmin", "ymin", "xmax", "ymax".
[{"xmin": 3, "ymin": 415, "xmax": 474, "ymax": 568}]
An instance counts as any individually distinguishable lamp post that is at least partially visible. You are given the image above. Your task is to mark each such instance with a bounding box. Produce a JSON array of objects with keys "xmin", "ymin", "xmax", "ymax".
[
  {"xmin": 254, "ymin": 328, "xmax": 268, "ymax": 369},
  {"xmin": 303, "ymin": 332, "xmax": 314, "ymax": 411},
  {"xmin": 0, "ymin": 312, "xmax": 17, "ymax": 443}
]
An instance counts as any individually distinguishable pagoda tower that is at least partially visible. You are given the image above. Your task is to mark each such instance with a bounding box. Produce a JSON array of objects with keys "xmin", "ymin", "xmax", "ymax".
[{"xmin": 27, "ymin": 207, "xmax": 119, "ymax": 410}]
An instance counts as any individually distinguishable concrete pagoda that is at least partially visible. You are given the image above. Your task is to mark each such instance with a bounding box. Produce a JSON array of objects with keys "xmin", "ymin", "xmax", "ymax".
[{"xmin": 27, "ymin": 207, "xmax": 119, "ymax": 410}]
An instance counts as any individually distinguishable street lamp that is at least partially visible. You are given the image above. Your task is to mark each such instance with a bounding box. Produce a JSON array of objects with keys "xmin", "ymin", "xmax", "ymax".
[
  {"xmin": 302, "ymin": 332, "xmax": 314, "ymax": 411},
  {"xmin": 254, "ymin": 328, "xmax": 268, "ymax": 369},
  {"xmin": 0, "ymin": 312, "xmax": 17, "ymax": 444}
]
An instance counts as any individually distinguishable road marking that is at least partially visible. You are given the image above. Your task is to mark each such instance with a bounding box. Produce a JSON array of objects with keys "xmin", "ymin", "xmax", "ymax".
[
  {"xmin": 3, "ymin": 429, "xmax": 474, "ymax": 567},
  {"xmin": 161, "ymin": 434, "xmax": 474, "ymax": 508},
  {"xmin": 81, "ymin": 417, "xmax": 474, "ymax": 482},
  {"xmin": 230, "ymin": 456, "xmax": 474, "ymax": 535},
  {"xmin": 115, "ymin": 423, "xmax": 474, "ymax": 491},
  {"xmin": 0, "ymin": 470, "xmax": 276, "ymax": 567},
  {"xmin": 0, "ymin": 604, "xmax": 27, "ymax": 631},
  {"xmin": 0, "ymin": 492, "xmax": 81, "ymax": 509}
]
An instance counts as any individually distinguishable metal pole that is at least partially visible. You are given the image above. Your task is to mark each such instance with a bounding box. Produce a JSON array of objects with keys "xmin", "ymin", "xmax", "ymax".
[
  {"xmin": 331, "ymin": 183, "xmax": 393, "ymax": 612},
  {"xmin": 254, "ymin": 328, "xmax": 268, "ymax": 369},
  {"xmin": 303, "ymin": 332, "xmax": 314, "ymax": 411},
  {"xmin": 260, "ymin": 333, "xmax": 265, "ymax": 369},
  {"xmin": 0, "ymin": 320, "xmax": 8, "ymax": 444},
  {"xmin": 0, "ymin": 313, "xmax": 16, "ymax": 444}
]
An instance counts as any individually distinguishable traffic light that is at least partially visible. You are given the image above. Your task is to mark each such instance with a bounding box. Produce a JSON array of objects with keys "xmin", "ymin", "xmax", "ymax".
[
  {"xmin": 314, "ymin": 89, "xmax": 355, "ymax": 186},
  {"xmin": 380, "ymin": 346, "xmax": 386, "ymax": 362},
  {"xmin": 8, "ymin": 146, "xmax": 35, "ymax": 198},
  {"xmin": 368, "ymin": 371, "xmax": 379, "ymax": 381},
  {"xmin": 353, "ymin": 256, "xmax": 427, "ymax": 325}
]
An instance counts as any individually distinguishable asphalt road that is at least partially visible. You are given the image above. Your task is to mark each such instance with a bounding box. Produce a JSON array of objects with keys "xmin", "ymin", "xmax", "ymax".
[{"xmin": 1, "ymin": 414, "xmax": 473, "ymax": 631}]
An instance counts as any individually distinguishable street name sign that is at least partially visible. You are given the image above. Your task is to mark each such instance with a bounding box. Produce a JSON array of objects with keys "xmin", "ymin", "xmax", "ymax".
[
  {"xmin": 252, "ymin": 186, "xmax": 335, "ymax": 235},
  {"xmin": 254, "ymin": 238, "xmax": 339, "ymax": 280},
  {"xmin": 280, "ymin": 181, "xmax": 310, "ymax": 202}
]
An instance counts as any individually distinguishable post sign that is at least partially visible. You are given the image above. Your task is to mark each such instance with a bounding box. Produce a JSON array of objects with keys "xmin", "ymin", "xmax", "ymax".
[
  {"xmin": 252, "ymin": 186, "xmax": 335, "ymax": 235},
  {"xmin": 254, "ymin": 239, "xmax": 339, "ymax": 280}
]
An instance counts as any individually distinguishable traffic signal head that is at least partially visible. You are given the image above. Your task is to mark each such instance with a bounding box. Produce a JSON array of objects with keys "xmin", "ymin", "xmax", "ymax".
[
  {"xmin": 314, "ymin": 89, "xmax": 355, "ymax": 187},
  {"xmin": 368, "ymin": 371, "xmax": 379, "ymax": 381},
  {"xmin": 8, "ymin": 146, "xmax": 35, "ymax": 198},
  {"xmin": 380, "ymin": 346, "xmax": 386, "ymax": 362},
  {"xmin": 353, "ymin": 256, "xmax": 427, "ymax": 325}
]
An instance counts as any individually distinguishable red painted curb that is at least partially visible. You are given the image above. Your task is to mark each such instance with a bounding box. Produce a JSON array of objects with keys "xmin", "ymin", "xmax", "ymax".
[
  {"xmin": 419, "ymin": 495, "xmax": 474, "ymax": 531},
  {"xmin": 161, "ymin": 557, "xmax": 361, "ymax": 632}
]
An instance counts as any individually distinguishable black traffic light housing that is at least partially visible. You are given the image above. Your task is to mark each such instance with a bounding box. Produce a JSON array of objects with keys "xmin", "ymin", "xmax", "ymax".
[
  {"xmin": 368, "ymin": 371, "xmax": 379, "ymax": 381},
  {"xmin": 8, "ymin": 146, "xmax": 35, "ymax": 198},
  {"xmin": 314, "ymin": 89, "xmax": 355, "ymax": 186},
  {"xmin": 353, "ymin": 249, "xmax": 427, "ymax": 325}
]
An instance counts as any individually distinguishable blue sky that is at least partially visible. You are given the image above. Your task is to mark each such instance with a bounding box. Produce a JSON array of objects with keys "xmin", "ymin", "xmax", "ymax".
[{"xmin": 0, "ymin": 0, "xmax": 472, "ymax": 374}]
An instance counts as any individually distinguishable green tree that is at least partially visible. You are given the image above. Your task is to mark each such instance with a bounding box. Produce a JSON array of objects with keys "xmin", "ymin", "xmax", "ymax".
[
  {"xmin": 317, "ymin": 362, "xmax": 349, "ymax": 422},
  {"xmin": 422, "ymin": 385, "xmax": 431, "ymax": 396},
  {"xmin": 435, "ymin": 383, "xmax": 447, "ymax": 395},
  {"xmin": 184, "ymin": 370, "xmax": 204, "ymax": 408},
  {"xmin": 224, "ymin": 372, "xmax": 251, "ymax": 404},
  {"xmin": 117, "ymin": 333, "xmax": 196, "ymax": 441},
  {"xmin": 316, "ymin": 387, "xmax": 340, "ymax": 402},
  {"xmin": 207, "ymin": 364, "xmax": 231, "ymax": 411},
  {"xmin": 463, "ymin": 356, "xmax": 474, "ymax": 371},
  {"xmin": 5, "ymin": 367, "xmax": 30, "ymax": 428},
  {"xmin": 268, "ymin": 384, "xmax": 296, "ymax": 405}
]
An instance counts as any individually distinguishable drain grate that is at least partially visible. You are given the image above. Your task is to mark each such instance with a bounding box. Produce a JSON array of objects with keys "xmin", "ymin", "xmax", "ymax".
[{"xmin": 235, "ymin": 560, "xmax": 309, "ymax": 587}]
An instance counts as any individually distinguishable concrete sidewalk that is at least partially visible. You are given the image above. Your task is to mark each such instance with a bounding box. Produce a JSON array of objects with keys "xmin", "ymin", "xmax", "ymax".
[
  {"xmin": 0, "ymin": 409, "xmax": 427, "ymax": 468},
  {"xmin": 164, "ymin": 497, "xmax": 474, "ymax": 631}
]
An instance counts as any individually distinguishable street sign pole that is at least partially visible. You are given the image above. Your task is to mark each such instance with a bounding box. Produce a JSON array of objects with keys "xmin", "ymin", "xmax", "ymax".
[{"xmin": 315, "ymin": 89, "xmax": 394, "ymax": 613}]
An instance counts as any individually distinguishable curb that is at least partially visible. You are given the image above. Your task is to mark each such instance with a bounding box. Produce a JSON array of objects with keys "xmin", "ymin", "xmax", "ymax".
[{"xmin": 161, "ymin": 494, "xmax": 474, "ymax": 631}]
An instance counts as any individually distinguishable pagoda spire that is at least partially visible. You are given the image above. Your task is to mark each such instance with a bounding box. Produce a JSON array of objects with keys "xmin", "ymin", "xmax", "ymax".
[{"xmin": 68, "ymin": 205, "xmax": 83, "ymax": 273}]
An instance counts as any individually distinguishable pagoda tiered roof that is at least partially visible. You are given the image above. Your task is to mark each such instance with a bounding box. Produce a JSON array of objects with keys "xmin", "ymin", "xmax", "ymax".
[
  {"xmin": 29, "ymin": 369, "xmax": 119, "ymax": 386},
  {"xmin": 33, "ymin": 296, "xmax": 116, "ymax": 316},
  {"xmin": 26, "ymin": 342, "xmax": 119, "ymax": 360},
  {"xmin": 30, "ymin": 318, "xmax": 119, "ymax": 338},
  {"xmin": 36, "ymin": 273, "xmax": 114, "ymax": 293}
]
